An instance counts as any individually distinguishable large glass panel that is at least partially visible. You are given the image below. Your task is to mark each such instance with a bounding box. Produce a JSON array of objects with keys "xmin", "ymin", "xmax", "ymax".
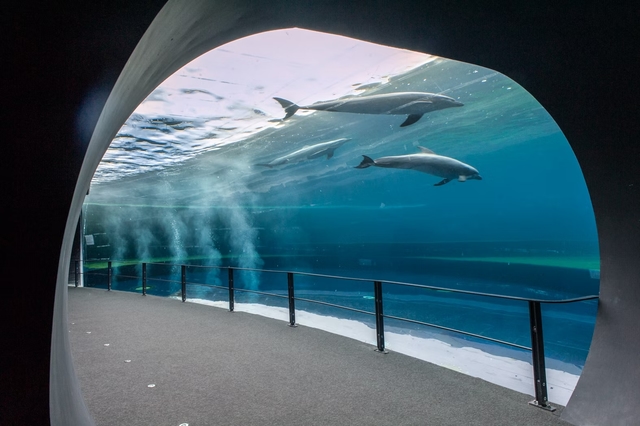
[
  {"xmin": 381, "ymin": 283, "xmax": 531, "ymax": 348},
  {"xmin": 145, "ymin": 262, "xmax": 183, "ymax": 297},
  {"xmin": 81, "ymin": 28, "xmax": 599, "ymax": 404}
]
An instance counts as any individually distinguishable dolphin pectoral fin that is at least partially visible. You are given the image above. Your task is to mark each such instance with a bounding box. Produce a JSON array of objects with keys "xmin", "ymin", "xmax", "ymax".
[
  {"xmin": 273, "ymin": 97, "xmax": 300, "ymax": 120},
  {"xmin": 400, "ymin": 114, "xmax": 423, "ymax": 127},
  {"xmin": 434, "ymin": 178, "xmax": 452, "ymax": 186},
  {"xmin": 326, "ymin": 150, "xmax": 335, "ymax": 159}
]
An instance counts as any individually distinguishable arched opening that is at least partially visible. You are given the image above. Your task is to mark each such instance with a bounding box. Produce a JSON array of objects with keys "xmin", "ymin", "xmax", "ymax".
[{"xmin": 65, "ymin": 26, "xmax": 599, "ymax": 422}]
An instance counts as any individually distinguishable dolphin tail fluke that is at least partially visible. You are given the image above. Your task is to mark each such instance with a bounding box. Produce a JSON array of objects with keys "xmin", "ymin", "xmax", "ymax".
[
  {"xmin": 355, "ymin": 155, "xmax": 375, "ymax": 169},
  {"xmin": 434, "ymin": 178, "xmax": 452, "ymax": 186},
  {"xmin": 400, "ymin": 114, "xmax": 423, "ymax": 127},
  {"xmin": 273, "ymin": 97, "xmax": 299, "ymax": 120}
]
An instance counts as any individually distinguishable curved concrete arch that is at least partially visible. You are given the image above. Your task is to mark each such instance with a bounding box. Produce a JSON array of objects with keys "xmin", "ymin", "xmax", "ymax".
[{"xmin": 47, "ymin": 1, "xmax": 639, "ymax": 425}]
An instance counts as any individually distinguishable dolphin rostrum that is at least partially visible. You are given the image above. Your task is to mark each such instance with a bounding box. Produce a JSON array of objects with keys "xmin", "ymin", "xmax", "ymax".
[
  {"xmin": 273, "ymin": 92, "xmax": 463, "ymax": 127},
  {"xmin": 256, "ymin": 138, "xmax": 351, "ymax": 168},
  {"xmin": 355, "ymin": 146, "xmax": 482, "ymax": 186}
]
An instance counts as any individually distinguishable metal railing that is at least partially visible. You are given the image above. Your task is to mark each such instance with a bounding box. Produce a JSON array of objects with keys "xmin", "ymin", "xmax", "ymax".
[{"xmin": 74, "ymin": 260, "xmax": 599, "ymax": 412}]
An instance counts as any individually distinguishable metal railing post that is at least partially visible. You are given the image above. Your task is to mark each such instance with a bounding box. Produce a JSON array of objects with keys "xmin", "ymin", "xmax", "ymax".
[
  {"xmin": 228, "ymin": 267, "xmax": 235, "ymax": 312},
  {"xmin": 74, "ymin": 260, "xmax": 79, "ymax": 287},
  {"xmin": 142, "ymin": 263, "xmax": 147, "ymax": 296},
  {"xmin": 107, "ymin": 261, "xmax": 112, "ymax": 291},
  {"xmin": 528, "ymin": 301, "xmax": 555, "ymax": 411},
  {"xmin": 181, "ymin": 265, "xmax": 187, "ymax": 302},
  {"xmin": 374, "ymin": 281, "xmax": 386, "ymax": 353},
  {"xmin": 287, "ymin": 272, "xmax": 297, "ymax": 327}
]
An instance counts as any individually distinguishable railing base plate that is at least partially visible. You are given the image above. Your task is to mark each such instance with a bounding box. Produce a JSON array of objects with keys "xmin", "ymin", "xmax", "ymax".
[
  {"xmin": 529, "ymin": 400, "xmax": 556, "ymax": 412},
  {"xmin": 288, "ymin": 324, "xmax": 298, "ymax": 328},
  {"xmin": 375, "ymin": 349, "xmax": 388, "ymax": 354}
]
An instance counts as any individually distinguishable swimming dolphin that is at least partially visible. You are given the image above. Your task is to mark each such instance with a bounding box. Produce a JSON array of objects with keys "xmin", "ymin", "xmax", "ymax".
[
  {"xmin": 355, "ymin": 146, "xmax": 482, "ymax": 186},
  {"xmin": 273, "ymin": 92, "xmax": 463, "ymax": 127},
  {"xmin": 256, "ymin": 138, "xmax": 351, "ymax": 168}
]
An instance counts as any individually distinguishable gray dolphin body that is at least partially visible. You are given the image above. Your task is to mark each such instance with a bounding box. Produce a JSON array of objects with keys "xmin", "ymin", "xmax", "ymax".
[
  {"xmin": 256, "ymin": 138, "xmax": 351, "ymax": 168},
  {"xmin": 274, "ymin": 92, "xmax": 463, "ymax": 127},
  {"xmin": 355, "ymin": 146, "xmax": 482, "ymax": 186}
]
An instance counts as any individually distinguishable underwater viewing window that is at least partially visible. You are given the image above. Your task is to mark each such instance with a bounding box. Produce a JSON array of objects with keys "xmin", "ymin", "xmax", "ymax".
[{"xmin": 81, "ymin": 28, "xmax": 599, "ymax": 405}]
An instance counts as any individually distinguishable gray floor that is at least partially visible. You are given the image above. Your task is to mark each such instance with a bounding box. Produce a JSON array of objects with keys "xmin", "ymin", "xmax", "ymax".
[{"xmin": 68, "ymin": 287, "xmax": 571, "ymax": 426}]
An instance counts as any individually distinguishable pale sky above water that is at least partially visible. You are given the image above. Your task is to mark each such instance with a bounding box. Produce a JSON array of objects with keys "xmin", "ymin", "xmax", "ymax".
[
  {"xmin": 94, "ymin": 29, "xmax": 437, "ymax": 183},
  {"xmin": 138, "ymin": 27, "xmax": 435, "ymax": 122}
]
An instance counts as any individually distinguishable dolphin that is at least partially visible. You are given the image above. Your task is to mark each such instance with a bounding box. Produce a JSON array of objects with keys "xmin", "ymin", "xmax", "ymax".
[
  {"xmin": 273, "ymin": 92, "xmax": 463, "ymax": 127},
  {"xmin": 355, "ymin": 146, "xmax": 482, "ymax": 186},
  {"xmin": 256, "ymin": 138, "xmax": 351, "ymax": 168}
]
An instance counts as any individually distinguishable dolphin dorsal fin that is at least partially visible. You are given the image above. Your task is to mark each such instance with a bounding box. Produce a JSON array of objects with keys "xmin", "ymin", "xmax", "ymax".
[{"xmin": 417, "ymin": 146, "xmax": 435, "ymax": 154}]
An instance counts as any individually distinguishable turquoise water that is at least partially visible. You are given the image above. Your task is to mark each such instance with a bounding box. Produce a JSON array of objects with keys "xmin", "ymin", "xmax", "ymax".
[{"xmin": 83, "ymin": 35, "xmax": 599, "ymax": 371}]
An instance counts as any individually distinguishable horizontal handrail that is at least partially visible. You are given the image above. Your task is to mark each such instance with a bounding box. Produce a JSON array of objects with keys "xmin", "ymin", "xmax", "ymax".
[
  {"xmin": 83, "ymin": 266, "xmax": 579, "ymax": 347},
  {"xmin": 84, "ymin": 260, "xmax": 599, "ymax": 304},
  {"xmin": 294, "ymin": 297, "xmax": 374, "ymax": 317},
  {"xmin": 383, "ymin": 314, "xmax": 531, "ymax": 351},
  {"xmin": 78, "ymin": 258, "xmax": 599, "ymax": 411},
  {"xmin": 85, "ymin": 270, "xmax": 179, "ymax": 286}
]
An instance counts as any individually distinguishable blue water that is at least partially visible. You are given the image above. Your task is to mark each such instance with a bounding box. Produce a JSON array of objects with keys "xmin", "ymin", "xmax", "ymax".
[{"xmin": 82, "ymin": 33, "xmax": 599, "ymax": 372}]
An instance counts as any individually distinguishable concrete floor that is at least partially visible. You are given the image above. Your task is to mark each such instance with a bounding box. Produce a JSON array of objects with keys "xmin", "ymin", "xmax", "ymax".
[{"xmin": 68, "ymin": 287, "xmax": 570, "ymax": 426}]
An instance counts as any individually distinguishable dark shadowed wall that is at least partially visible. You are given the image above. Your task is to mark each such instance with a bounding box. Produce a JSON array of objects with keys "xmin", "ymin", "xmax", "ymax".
[{"xmin": 5, "ymin": 1, "xmax": 638, "ymax": 425}]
